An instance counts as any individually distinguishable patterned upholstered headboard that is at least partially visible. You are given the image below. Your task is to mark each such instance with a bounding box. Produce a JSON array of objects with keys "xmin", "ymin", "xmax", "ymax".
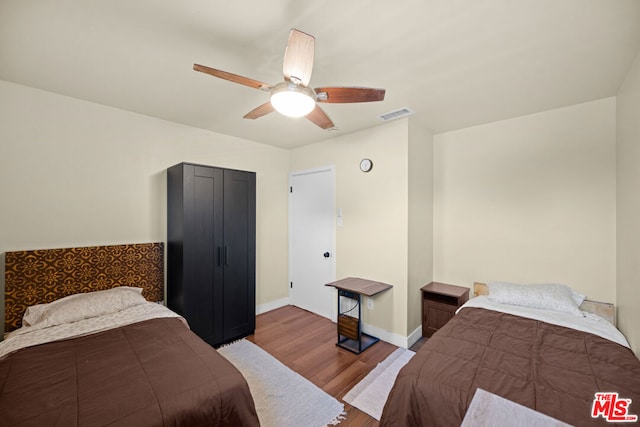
[{"xmin": 4, "ymin": 242, "xmax": 164, "ymax": 332}]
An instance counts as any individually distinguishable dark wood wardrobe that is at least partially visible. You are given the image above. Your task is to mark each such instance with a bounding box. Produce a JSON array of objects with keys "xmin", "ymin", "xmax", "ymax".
[{"xmin": 167, "ymin": 162, "xmax": 256, "ymax": 347}]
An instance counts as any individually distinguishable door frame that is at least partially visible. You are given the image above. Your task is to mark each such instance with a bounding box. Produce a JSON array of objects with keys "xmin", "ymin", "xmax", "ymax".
[{"xmin": 288, "ymin": 165, "xmax": 337, "ymax": 321}]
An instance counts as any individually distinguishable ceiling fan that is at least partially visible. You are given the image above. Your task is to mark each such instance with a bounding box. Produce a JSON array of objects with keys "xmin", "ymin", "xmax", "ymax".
[{"xmin": 193, "ymin": 28, "xmax": 386, "ymax": 130}]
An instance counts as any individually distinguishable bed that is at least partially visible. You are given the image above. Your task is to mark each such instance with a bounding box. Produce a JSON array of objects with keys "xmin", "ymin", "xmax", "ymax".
[
  {"xmin": 0, "ymin": 243, "xmax": 259, "ymax": 427},
  {"xmin": 380, "ymin": 281, "xmax": 640, "ymax": 426}
]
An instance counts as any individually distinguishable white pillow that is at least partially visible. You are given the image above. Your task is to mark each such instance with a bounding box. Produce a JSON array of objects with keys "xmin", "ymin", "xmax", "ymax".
[
  {"xmin": 22, "ymin": 287, "xmax": 147, "ymax": 329},
  {"xmin": 571, "ymin": 289, "xmax": 587, "ymax": 307},
  {"xmin": 487, "ymin": 281, "xmax": 583, "ymax": 316}
]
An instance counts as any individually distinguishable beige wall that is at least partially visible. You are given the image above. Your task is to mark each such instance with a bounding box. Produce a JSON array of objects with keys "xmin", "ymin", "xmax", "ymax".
[
  {"xmin": 290, "ymin": 120, "xmax": 410, "ymax": 338},
  {"xmin": 0, "ymin": 81, "xmax": 290, "ymax": 319},
  {"xmin": 433, "ymin": 98, "xmax": 617, "ymax": 302},
  {"xmin": 407, "ymin": 120, "xmax": 434, "ymax": 335},
  {"xmin": 616, "ymin": 50, "xmax": 640, "ymax": 355},
  {"xmin": 2, "ymin": 77, "xmax": 634, "ymax": 352}
]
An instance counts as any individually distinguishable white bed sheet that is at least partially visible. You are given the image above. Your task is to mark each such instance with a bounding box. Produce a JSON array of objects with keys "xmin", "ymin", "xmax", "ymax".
[
  {"xmin": 458, "ymin": 296, "xmax": 630, "ymax": 348},
  {"xmin": 0, "ymin": 302, "xmax": 185, "ymax": 359}
]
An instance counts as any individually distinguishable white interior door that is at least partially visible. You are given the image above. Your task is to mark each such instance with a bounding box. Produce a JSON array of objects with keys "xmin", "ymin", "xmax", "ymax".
[{"xmin": 289, "ymin": 166, "xmax": 336, "ymax": 320}]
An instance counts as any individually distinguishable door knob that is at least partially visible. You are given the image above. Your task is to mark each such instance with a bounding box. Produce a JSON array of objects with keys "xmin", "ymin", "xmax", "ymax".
[{"xmin": 323, "ymin": 252, "xmax": 331, "ymax": 258}]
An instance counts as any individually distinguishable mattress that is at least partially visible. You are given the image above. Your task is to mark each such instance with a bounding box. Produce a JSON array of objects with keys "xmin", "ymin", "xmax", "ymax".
[
  {"xmin": 380, "ymin": 299, "xmax": 640, "ymax": 426},
  {"xmin": 0, "ymin": 304, "xmax": 259, "ymax": 426}
]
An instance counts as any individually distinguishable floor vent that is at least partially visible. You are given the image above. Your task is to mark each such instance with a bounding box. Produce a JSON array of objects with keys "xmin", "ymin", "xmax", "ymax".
[{"xmin": 378, "ymin": 107, "xmax": 415, "ymax": 121}]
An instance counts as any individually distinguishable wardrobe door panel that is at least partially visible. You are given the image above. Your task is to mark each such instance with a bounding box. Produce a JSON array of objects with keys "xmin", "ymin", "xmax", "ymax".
[
  {"xmin": 184, "ymin": 165, "xmax": 224, "ymax": 345},
  {"xmin": 222, "ymin": 169, "xmax": 256, "ymax": 340}
]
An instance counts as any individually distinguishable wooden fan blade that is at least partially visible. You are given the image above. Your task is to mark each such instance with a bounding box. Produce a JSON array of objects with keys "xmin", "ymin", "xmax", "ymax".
[
  {"xmin": 243, "ymin": 102, "xmax": 275, "ymax": 119},
  {"xmin": 283, "ymin": 29, "xmax": 314, "ymax": 86},
  {"xmin": 305, "ymin": 105, "xmax": 334, "ymax": 129},
  {"xmin": 315, "ymin": 87, "xmax": 386, "ymax": 103},
  {"xmin": 193, "ymin": 64, "xmax": 272, "ymax": 90}
]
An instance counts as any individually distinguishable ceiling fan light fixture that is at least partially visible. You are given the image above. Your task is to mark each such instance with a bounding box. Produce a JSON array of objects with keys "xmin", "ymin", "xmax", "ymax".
[{"xmin": 270, "ymin": 82, "xmax": 316, "ymax": 118}]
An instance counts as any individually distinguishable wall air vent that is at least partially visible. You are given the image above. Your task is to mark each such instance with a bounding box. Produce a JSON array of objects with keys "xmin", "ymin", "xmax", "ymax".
[{"xmin": 378, "ymin": 107, "xmax": 415, "ymax": 122}]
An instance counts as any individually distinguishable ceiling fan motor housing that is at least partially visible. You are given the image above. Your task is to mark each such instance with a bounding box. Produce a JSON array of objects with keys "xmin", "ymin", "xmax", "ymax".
[{"xmin": 270, "ymin": 81, "xmax": 316, "ymax": 117}]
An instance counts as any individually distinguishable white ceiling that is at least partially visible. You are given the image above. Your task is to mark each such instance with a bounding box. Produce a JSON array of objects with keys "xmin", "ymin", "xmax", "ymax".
[{"xmin": 1, "ymin": 1, "xmax": 639, "ymax": 149}]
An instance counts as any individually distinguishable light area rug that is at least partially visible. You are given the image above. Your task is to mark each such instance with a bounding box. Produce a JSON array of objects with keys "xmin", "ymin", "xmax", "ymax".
[
  {"xmin": 343, "ymin": 347, "xmax": 415, "ymax": 421},
  {"xmin": 218, "ymin": 339, "xmax": 345, "ymax": 426}
]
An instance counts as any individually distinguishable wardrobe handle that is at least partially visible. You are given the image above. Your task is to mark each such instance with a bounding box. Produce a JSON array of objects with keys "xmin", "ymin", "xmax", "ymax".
[
  {"xmin": 224, "ymin": 246, "xmax": 229, "ymax": 266},
  {"xmin": 217, "ymin": 247, "xmax": 223, "ymax": 266}
]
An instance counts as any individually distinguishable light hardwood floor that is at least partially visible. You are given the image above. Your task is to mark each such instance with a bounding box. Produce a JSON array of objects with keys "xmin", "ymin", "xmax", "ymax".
[{"xmin": 246, "ymin": 305, "xmax": 399, "ymax": 426}]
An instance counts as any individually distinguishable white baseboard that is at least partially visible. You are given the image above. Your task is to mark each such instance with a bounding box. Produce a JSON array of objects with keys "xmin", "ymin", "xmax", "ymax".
[
  {"xmin": 359, "ymin": 323, "xmax": 403, "ymax": 349},
  {"xmin": 360, "ymin": 322, "xmax": 423, "ymax": 349},
  {"xmin": 256, "ymin": 297, "xmax": 289, "ymax": 315},
  {"xmin": 407, "ymin": 325, "xmax": 423, "ymax": 348}
]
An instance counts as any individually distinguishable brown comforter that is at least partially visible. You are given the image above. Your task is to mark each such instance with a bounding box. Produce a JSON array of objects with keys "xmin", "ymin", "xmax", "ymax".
[
  {"xmin": 380, "ymin": 307, "xmax": 640, "ymax": 426},
  {"xmin": 0, "ymin": 317, "xmax": 259, "ymax": 427}
]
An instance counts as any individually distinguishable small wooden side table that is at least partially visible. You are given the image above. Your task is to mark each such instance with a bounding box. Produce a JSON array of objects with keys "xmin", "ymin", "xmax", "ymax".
[
  {"xmin": 421, "ymin": 282, "xmax": 469, "ymax": 337},
  {"xmin": 325, "ymin": 277, "xmax": 393, "ymax": 354}
]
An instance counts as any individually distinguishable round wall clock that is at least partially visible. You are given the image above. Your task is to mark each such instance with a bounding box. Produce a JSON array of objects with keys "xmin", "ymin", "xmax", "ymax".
[{"xmin": 359, "ymin": 158, "xmax": 373, "ymax": 173}]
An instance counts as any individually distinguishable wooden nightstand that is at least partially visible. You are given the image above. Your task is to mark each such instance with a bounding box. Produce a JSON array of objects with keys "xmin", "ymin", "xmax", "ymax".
[{"xmin": 421, "ymin": 282, "xmax": 469, "ymax": 337}]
